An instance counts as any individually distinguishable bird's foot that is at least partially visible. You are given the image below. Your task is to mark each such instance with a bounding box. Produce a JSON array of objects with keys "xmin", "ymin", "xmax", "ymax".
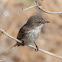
[
  {"xmin": 35, "ymin": 45, "xmax": 39, "ymax": 52},
  {"xmin": 21, "ymin": 41, "xmax": 25, "ymax": 46},
  {"xmin": 34, "ymin": 42, "xmax": 39, "ymax": 52}
]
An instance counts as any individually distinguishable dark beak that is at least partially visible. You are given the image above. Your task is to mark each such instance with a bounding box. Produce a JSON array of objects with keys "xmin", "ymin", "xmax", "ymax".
[{"xmin": 43, "ymin": 21, "xmax": 50, "ymax": 24}]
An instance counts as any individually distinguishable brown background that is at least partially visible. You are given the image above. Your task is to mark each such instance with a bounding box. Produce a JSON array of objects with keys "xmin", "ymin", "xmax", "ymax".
[{"xmin": 0, "ymin": 0, "xmax": 62, "ymax": 62}]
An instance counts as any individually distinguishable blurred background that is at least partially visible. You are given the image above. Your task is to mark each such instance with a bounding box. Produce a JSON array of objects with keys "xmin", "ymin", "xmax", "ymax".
[{"xmin": 0, "ymin": 0, "xmax": 62, "ymax": 62}]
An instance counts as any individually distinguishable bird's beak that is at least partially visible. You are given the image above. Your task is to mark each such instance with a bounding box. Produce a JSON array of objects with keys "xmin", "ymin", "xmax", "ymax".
[{"xmin": 43, "ymin": 21, "xmax": 50, "ymax": 24}]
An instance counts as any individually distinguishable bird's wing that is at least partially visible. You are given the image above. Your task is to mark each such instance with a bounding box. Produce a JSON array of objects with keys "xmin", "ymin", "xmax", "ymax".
[
  {"xmin": 17, "ymin": 25, "xmax": 32, "ymax": 40},
  {"xmin": 17, "ymin": 27, "xmax": 26, "ymax": 40}
]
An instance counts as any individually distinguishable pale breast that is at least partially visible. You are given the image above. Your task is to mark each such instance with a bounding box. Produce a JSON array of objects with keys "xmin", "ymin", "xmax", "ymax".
[
  {"xmin": 23, "ymin": 25, "xmax": 43, "ymax": 44},
  {"xmin": 23, "ymin": 25, "xmax": 43, "ymax": 45}
]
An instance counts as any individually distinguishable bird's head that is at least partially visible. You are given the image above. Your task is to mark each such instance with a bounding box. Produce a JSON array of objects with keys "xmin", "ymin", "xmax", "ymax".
[{"xmin": 26, "ymin": 16, "xmax": 50, "ymax": 27}]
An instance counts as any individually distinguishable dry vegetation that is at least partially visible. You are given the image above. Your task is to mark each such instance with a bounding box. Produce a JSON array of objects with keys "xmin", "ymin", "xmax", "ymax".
[{"xmin": 0, "ymin": 0, "xmax": 62, "ymax": 62}]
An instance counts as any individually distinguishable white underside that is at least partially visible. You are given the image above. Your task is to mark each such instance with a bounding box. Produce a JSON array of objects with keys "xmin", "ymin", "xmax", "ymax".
[{"xmin": 23, "ymin": 24, "xmax": 44, "ymax": 45}]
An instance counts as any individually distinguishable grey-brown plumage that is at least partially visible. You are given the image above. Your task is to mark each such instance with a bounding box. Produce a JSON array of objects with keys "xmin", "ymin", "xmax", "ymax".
[{"xmin": 13, "ymin": 15, "xmax": 49, "ymax": 51}]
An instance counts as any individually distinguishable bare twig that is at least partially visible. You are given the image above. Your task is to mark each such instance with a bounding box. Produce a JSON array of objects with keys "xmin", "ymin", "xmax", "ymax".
[
  {"xmin": 36, "ymin": 4, "xmax": 62, "ymax": 14},
  {"xmin": 23, "ymin": 0, "xmax": 62, "ymax": 14},
  {"xmin": 24, "ymin": 5, "xmax": 37, "ymax": 11},
  {"xmin": 0, "ymin": 29, "xmax": 62, "ymax": 60}
]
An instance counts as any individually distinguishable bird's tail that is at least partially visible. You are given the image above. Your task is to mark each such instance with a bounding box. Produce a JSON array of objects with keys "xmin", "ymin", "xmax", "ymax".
[
  {"xmin": 10, "ymin": 42, "xmax": 21, "ymax": 49},
  {"xmin": 10, "ymin": 41, "xmax": 25, "ymax": 49}
]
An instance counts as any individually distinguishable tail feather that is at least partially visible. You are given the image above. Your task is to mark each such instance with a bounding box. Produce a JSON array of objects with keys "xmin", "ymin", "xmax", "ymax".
[
  {"xmin": 10, "ymin": 41, "xmax": 25, "ymax": 49},
  {"xmin": 10, "ymin": 42, "xmax": 21, "ymax": 49}
]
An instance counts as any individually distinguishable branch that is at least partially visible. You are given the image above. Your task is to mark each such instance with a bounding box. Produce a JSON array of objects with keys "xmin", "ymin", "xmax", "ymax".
[
  {"xmin": 0, "ymin": 29, "xmax": 62, "ymax": 60},
  {"xmin": 24, "ymin": 5, "xmax": 37, "ymax": 11},
  {"xmin": 36, "ymin": 5, "xmax": 62, "ymax": 14},
  {"xmin": 23, "ymin": 0, "xmax": 62, "ymax": 14}
]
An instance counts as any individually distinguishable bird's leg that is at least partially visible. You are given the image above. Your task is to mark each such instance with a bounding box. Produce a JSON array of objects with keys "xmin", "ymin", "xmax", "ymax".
[
  {"xmin": 21, "ymin": 41, "xmax": 25, "ymax": 46},
  {"xmin": 15, "ymin": 41, "xmax": 25, "ymax": 46},
  {"xmin": 34, "ymin": 42, "xmax": 39, "ymax": 51}
]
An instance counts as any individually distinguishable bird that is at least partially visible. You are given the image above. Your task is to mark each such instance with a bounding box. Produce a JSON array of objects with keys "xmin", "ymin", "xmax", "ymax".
[{"xmin": 12, "ymin": 15, "xmax": 49, "ymax": 51}]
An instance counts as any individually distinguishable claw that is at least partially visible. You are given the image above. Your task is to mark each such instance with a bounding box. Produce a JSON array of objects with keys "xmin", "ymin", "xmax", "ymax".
[
  {"xmin": 34, "ymin": 42, "xmax": 39, "ymax": 52},
  {"xmin": 35, "ymin": 45, "xmax": 39, "ymax": 51}
]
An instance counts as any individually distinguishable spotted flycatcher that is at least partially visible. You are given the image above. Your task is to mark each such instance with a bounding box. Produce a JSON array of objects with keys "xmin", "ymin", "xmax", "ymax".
[{"xmin": 13, "ymin": 15, "xmax": 49, "ymax": 51}]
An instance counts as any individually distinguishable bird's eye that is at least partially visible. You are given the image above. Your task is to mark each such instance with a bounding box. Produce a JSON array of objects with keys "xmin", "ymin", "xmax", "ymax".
[{"xmin": 38, "ymin": 21, "xmax": 41, "ymax": 23}]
